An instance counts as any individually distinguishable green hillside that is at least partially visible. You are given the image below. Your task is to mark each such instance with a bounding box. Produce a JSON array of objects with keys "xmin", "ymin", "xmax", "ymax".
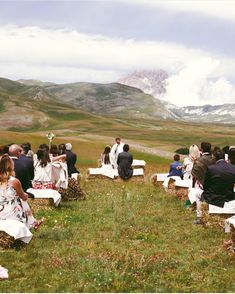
[
  {"xmin": 0, "ymin": 77, "xmax": 176, "ymax": 131},
  {"xmin": 44, "ymin": 82, "xmax": 172, "ymax": 119}
]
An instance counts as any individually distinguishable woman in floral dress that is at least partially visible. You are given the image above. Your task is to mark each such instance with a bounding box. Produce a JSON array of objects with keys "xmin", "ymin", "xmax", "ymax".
[{"xmin": 0, "ymin": 154, "xmax": 43, "ymax": 230}]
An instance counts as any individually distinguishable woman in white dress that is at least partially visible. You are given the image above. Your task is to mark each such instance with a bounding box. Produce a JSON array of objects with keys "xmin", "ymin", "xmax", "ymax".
[
  {"xmin": 0, "ymin": 154, "xmax": 43, "ymax": 230},
  {"xmin": 183, "ymin": 145, "xmax": 201, "ymax": 180},
  {"xmin": 33, "ymin": 149, "xmax": 66, "ymax": 189}
]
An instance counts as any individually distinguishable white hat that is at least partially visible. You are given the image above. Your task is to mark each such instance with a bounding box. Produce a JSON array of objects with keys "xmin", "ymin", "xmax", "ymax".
[{"xmin": 65, "ymin": 143, "xmax": 72, "ymax": 151}]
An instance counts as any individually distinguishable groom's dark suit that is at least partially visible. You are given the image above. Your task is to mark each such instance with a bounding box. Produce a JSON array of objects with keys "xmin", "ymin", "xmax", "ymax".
[{"xmin": 117, "ymin": 151, "xmax": 133, "ymax": 180}]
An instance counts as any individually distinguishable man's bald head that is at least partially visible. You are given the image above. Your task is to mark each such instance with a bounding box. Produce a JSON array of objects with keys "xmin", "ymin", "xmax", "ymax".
[{"xmin": 8, "ymin": 144, "xmax": 22, "ymax": 158}]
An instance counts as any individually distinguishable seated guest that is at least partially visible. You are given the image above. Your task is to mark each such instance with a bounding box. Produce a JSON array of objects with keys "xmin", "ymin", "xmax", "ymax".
[
  {"xmin": 168, "ymin": 154, "xmax": 183, "ymax": 178},
  {"xmin": 3, "ymin": 143, "xmax": 13, "ymax": 155},
  {"xmin": 0, "ymin": 154, "xmax": 43, "ymax": 229},
  {"xmin": 194, "ymin": 149, "xmax": 235, "ymax": 224},
  {"xmin": 65, "ymin": 143, "xmax": 79, "ymax": 177},
  {"xmin": 58, "ymin": 143, "xmax": 67, "ymax": 155},
  {"xmin": 191, "ymin": 141, "xmax": 215, "ymax": 186},
  {"xmin": 33, "ymin": 144, "xmax": 49, "ymax": 161},
  {"xmin": 117, "ymin": 144, "xmax": 133, "ymax": 180},
  {"xmin": 21, "ymin": 142, "xmax": 34, "ymax": 158},
  {"xmin": 228, "ymin": 147, "xmax": 235, "ymax": 165},
  {"xmin": 222, "ymin": 145, "xmax": 230, "ymax": 161},
  {"xmin": 38, "ymin": 144, "xmax": 49, "ymax": 152},
  {"xmin": 213, "ymin": 146, "xmax": 220, "ymax": 152},
  {"xmin": 19, "ymin": 143, "xmax": 34, "ymax": 184},
  {"xmin": 183, "ymin": 145, "xmax": 200, "ymax": 180},
  {"xmin": 50, "ymin": 144, "xmax": 59, "ymax": 157},
  {"xmin": 9, "ymin": 144, "xmax": 33, "ymax": 191},
  {"xmin": 33, "ymin": 149, "xmax": 66, "ymax": 189},
  {"xmin": 202, "ymin": 149, "xmax": 235, "ymax": 206},
  {"xmin": 21, "ymin": 143, "xmax": 30, "ymax": 157}
]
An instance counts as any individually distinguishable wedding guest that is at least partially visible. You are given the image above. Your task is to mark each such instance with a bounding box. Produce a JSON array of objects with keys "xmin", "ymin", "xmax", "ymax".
[
  {"xmin": 21, "ymin": 142, "xmax": 34, "ymax": 158},
  {"xmin": 202, "ymin": 149, "xmax": 235, "ymax": 206},
  {"xmin": 19, "ymin": 143, "xmax": 34, "ymax": 184},
  {"xmin": 117, "ymin": 144, "xmax": 133, "ymax": 180},
  {"xmin": 65, "ymin": 143, "xmax": 79, "ymax": 177},
  {"xmin": 194, "ymin": 149, "xmax": 235, "ymax": 224},
  {"xmin": 183, "ymin": 145, "xmax": 201, "ymax": 180},
  {"xmin": 223, "ymin": 145, "xmax": 230, "ymax": 161},
  {"xmin": 50, "ymin": 144, "xmax": 59, "ymax": 157},
  {"xmin": 38, "ymin": 144, "xmax": 49, "ymax": 152},
  {"xmin": 191, "ymin": 141, "xmax": 215, "ymax": 186},
  {"xmin": 58, "ymin": 143, "xmax": 67, "ymax": 155},
  {"xmin": 9, "ymin": 144, "xmax": 33, "ymax": 191},
  {"xmin": 2, "ymin": 143, "xmax": 13, "ymax": 155},
  {"xmin": 0, "ymin": 154, "xmax": 43, "ymax": 230},
  {"xmin": 168, "ymin": 154, "xmax": 183, "ymax": 178},
  {"xmin": 228, "ymin": 147, "xmax": 235, "ymax": 165},
  {"xmin": 33, "ymin": 149, "xmax": 66, "ymax": 189},
  {"xmin": 110, "ymin": 137, "xmax": 124, "ymax": 168}
]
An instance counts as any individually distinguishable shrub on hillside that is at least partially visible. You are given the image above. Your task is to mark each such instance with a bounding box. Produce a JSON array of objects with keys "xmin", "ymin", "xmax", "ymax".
[{"xmin": 175, "ymin": 147, "xmax": 189, "ymax": 155}]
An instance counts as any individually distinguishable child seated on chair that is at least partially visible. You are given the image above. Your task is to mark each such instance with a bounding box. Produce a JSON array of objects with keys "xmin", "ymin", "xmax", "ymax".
[{"xmin": 168, "ymin": 154, "xmax": 183, "ymax": 179}]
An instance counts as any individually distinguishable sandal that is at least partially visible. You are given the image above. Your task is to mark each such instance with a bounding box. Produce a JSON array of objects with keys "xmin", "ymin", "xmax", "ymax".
[{"xmin": 34, "ymin": 218, "xmax": 45, "ymax": 231}]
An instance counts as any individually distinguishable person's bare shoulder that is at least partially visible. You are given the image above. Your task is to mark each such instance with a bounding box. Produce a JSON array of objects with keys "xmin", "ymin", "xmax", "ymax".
[{"xmin": 9, "ymin": 177, "xmax": 21, "ymax": 189}]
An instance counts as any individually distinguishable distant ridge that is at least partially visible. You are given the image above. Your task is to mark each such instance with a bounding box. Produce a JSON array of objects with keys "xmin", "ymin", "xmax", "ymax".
[
  {"xmin": 0, "ymin": 76, "xmax": 179, "ymax": 130},
  {"xmin": 118, "ymin": 70, "xmax": 235, "ymax": 124},
  {"xmin": 0, "ymin": 76, "xmax": 234, "ymax": 126},
  {"xmin": 17, "ymin": 79, "xmax": 57, "ymax": 87}
]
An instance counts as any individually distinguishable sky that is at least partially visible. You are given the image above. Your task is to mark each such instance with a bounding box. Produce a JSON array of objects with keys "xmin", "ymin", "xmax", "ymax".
[{"xmin": 0, "ymin": 0, "xmax": 235, "ymax": 106}]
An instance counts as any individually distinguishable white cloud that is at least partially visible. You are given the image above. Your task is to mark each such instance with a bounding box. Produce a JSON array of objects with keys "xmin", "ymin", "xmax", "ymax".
[
  {"xmin": 0, "ymin": 25, "xmax": 235, "ymax": 105},
  {"xmin": 130, "ymin": 0, "xmax": 235, "ymax": 22},
  {"xmin": 165, "ymin": 58, "xmax": 235, "ymax": 106}
]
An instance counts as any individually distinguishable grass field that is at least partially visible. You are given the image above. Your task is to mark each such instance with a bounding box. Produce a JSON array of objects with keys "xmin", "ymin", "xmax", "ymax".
[
  {"xmin": 0, "ymin": 167, "xmax": 234, "ymax": 292},
  {"xmin": 0, "ymin": 120, "xmax": 235, "ymax": 292}
]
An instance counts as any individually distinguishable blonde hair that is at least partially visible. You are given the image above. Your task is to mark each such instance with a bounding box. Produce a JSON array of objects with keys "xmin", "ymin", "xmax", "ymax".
[
  {"xmin": 189, "ymin": 144, "xmax": 200, "ymax": 159},
  {"xmin": 0, "ymin": 154, "xmax": 14, "ymax": 184}
]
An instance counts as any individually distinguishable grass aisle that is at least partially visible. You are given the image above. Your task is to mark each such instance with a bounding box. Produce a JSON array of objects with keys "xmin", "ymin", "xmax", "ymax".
[{"xmin": 0, "ymin": 171, "xmax": 235, "ymax": 292}]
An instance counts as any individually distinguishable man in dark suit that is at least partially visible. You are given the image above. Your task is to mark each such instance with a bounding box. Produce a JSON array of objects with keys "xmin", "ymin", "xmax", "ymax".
[
  {"xmin": 20, "ymin": 143, "xmax": 34, "ymax": 181},
  {"xmin": 117, "ymin": 144, "xmax": 133, "ymax": 180},
  {"xmin": 8, "ymin": 144, "xmax": 34, "ymax": 191},
  {"xmin": 192, "ymin": 141, "xmax": 215, "ymax": 185},
  {"xmin": 201, "ymin": 149, "xmax": 235, "ymax": 207},
  {"xmin": 65, "ymin": 143, "xmax": 79, "ymax": 177},
  {"xmin": 194, "ymin": 148, "xmax": 235, "ymax": 224}
]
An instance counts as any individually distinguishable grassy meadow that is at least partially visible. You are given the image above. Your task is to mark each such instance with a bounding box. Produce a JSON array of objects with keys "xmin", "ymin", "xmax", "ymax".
[{"xmin": 0, "ymin": 119, "xmax": 235, "ymax": 292}]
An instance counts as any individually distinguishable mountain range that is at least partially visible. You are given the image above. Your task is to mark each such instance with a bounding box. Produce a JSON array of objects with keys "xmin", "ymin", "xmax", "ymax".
[
  {"xmin": 0, "ymin": 71, "xmax": 234, "ymax": 131},
  {"xmin": 0, "ymin": 76, "xmax": 177, "ymax": 130},
  {"xmin": 118, "ymin": 70, "xmax": 235, "ymax": 124}
]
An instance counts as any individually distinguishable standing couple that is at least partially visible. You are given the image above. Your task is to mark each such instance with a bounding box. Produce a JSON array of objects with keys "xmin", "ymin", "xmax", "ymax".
[{"xmin": 101, "ymin": 137, "xmax": 133, "ymax": 180}]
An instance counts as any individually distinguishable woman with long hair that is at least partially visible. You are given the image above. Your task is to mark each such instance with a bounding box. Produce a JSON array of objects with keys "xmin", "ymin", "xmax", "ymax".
[
  {"xmin": 101, "ymin": 145, "xmax": 111, "ymax": 165},
  {"xmin": 50, "ymin": 144, "xmax": 59, "ymax": 157},
  {"xmin": 33, "ymin": 149, "xmax": 66, "ymax": 189},
  {"xmin": 0, "ymin": 154, "xmax": 43, "ymax": 229}
]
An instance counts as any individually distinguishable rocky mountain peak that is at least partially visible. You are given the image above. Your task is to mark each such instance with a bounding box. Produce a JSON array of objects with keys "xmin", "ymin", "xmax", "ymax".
[{"xmin": 118, "ymin": 69, "xmax": 168, "ymax": 98}]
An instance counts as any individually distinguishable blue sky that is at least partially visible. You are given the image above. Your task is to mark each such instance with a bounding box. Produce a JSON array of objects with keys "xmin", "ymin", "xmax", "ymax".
[{"xmin": 0, "ymin": 0, "xmax": 235, "ymax": 106}]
